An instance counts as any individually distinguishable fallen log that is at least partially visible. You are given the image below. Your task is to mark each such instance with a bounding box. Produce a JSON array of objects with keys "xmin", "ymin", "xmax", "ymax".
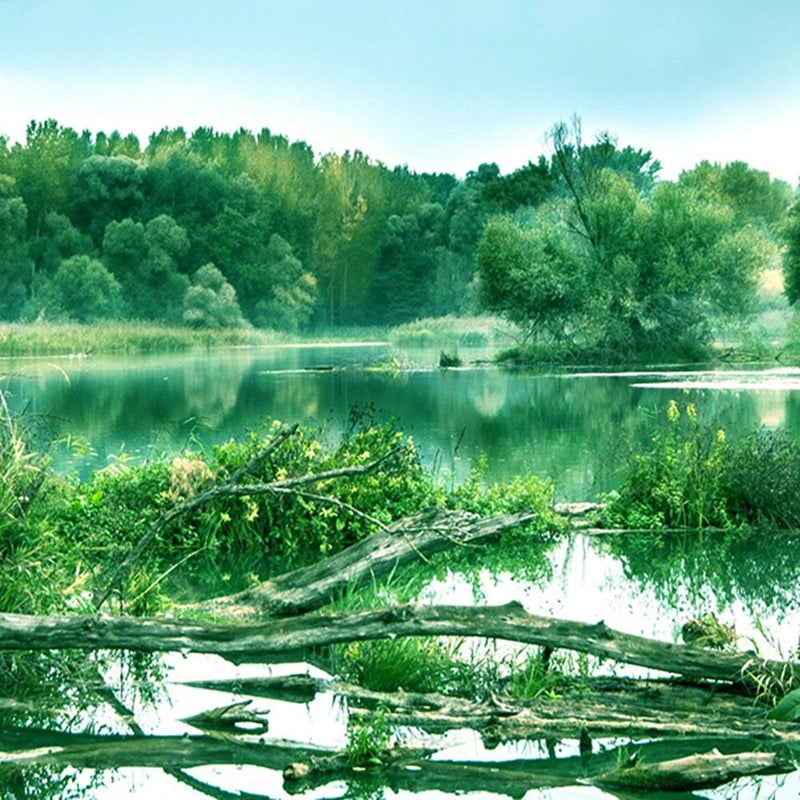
[
  {"xmin": 190, "ymin": 507, "xmax": 539, "ymax": 618},
  {"xmin": 177, "ymin": 673, "xmax": 800, "ymax": 744},
  {"xmin": 0, "ymin": 727, "xmax": 329, "ymax": 770},
  {"xmin": 1, "ymin": 602, "xmax": 797, "ymax": 690},
  {"xmin": 592, "ymin": 748, "xmax": 796, "ymax": 792}
]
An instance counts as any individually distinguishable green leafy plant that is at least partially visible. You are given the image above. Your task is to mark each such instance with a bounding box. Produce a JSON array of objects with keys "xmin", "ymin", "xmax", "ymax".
[
  {"xmin": 768, "ymin": 687, "xmax": 800, "ymax": 721},
  {"xmin": 601, "ymin": 402, "xmax": 800, "ymax": 531},
  {"xmin": 345, "ymin": 705, "xmax": 393, "ymax": 766}
]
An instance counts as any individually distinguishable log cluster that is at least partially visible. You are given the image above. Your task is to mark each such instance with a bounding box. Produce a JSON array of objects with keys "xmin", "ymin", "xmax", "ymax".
[{"xmin": 2, "ymin": 425, "xmax": 798, "ymax": 795}]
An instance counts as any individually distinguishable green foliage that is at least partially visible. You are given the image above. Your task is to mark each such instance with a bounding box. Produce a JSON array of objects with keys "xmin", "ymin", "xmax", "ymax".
[
  {"xmin": 506, "ymin": 649, "xmax": 571, "ymax": 700},
  {"xmin": 0, "ymin": 321, "xmax": 281, "ymax": 357},
  {"xmin": 43, "ymin": 459, "xmax": 173, "ymax": 551},
  {"xmin": 768, "ymin": 687, "xmax": 800, "ymax": 721},
  {"xmin": 346, "ymin": 705, "xmax": 393, "ymax": 766},
  {"xmin": 721, "ymin": 427, "xmax": 800, "ymax": 528},
  {"xmin": 0, "ymin": 175, "xmax": 33, "ymax": 320},
  {"xmin": 0, "ymin": 410, "xmax": 83, "ymax": 617},
  {"xmin": 679, "ymin": 159, "xmax": 793, "ymax": 227},
  {"xmin": 253, "ymin": 234, "xmax": 318, "ymax": 331},
  {"xmin": 476, "ymin": 215, "xmax": 584, "ymax": 341},
  {"xmin": 183, "ymin": 263, "xmax": 246, "ymax": 328},
  {"xmin": 447, "ymin": 454, "xmax": 558, "ymax": 528},
  {"xmin": 782, "ymin": 199, "xmax": 800, "ymax": 306},
  {"xmin": 338, "ymin": 637, "xmax": 458, "ymax": 694},
  {"xmin": 478, "ymin": 119, "xmax": 776, "ymax": 361},
  {"xmin": 602, "ymin": 401, "xmax": 730, "ymax": 529},
  {"xmin": 0, "ymin": 116, "xmax": 791, "ymax": 344},
  {"xmin": 603, "ymin": 402, "xmax": 800, "ymax": 530},
  {"xmin": 44, "ymin": 254, "xmax": 123, "ymax": 322}
]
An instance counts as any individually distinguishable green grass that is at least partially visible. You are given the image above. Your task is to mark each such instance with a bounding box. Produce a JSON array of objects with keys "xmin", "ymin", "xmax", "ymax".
[
  {"xmin": 388, "ymin": 315, "xmax": 519, "ymax": 349},
  {"xmin": 0, "ymin": 322, "xmax": 290, "ymax": 357}
]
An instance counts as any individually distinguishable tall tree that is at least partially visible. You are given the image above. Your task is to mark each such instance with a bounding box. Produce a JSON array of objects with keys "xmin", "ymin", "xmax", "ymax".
[
  {"xmin": 0, "ymin": 175, "xmax": 33, "ymax": 319},
  {"xmin": 72, "ymin": 155, "xmax": 146, "ymax": 243},
  {"xmin": 7, "ymin": 120, "xmax": 91, "ymax": 235}
]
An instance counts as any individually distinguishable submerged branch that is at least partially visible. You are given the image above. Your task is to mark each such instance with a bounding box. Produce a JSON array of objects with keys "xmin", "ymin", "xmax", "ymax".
[{"xmin": 190, "ymin": 508, "xmax": 538, "ymax": 617}]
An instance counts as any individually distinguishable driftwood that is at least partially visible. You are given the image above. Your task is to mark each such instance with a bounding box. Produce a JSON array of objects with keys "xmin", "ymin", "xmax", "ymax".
[
  {"xmin": 192, "ymin": 507, "xmax": 538, "ymax": 618},
  {"xmin": 1, "ymin": 602, "xmax": 797, "ymax": 690},
  {"xmin": 179, "ymin": 673, "xmax": 800, "ymax": 744},
  {"xmin": 181, "ymin": 699, "xmax": 270, "ymax": 734},
  {"xmin": 2, "ymin": 724, "xmax": 792, "ymax": 797},
  {"xmin": 592, "ymin": 748, "xmax": 796, "ymax": 792},
  {"xmin": 0, "ymin": 726, "xmax": 328, "ymax": 770}
]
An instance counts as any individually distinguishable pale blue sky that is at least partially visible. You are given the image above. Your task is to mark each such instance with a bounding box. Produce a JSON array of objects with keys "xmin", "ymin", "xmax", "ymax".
[{"xmin": 2, "ymin": 0, "xmax": 800, "ymax": 183}]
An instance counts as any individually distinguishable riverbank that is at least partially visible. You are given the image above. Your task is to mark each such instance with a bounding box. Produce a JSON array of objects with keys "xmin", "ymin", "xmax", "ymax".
[{"xmin": 0, "ymin": 317, "xmax": 515, "ymax": 359}]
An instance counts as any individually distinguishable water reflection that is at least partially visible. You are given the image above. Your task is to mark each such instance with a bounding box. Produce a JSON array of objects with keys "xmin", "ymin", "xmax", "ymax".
[{"xmin": 3, "ymin": 347, "xmax": 799, "ymax": 503}]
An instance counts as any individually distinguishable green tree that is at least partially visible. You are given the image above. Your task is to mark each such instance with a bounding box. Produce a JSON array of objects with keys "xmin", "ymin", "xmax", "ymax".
[
  {"xmin": 368, "ymin": 213, "xmax": 436, "ymax": 324},
  {"xmin": 102, "ymin": 215, "xmax": 190, "ymax": 321},
  {"xmin": 45, "ymin": 254, "xmax": 122, "ymax": 322},
  {"xmin": 680, "ymin": 160, "xmax": 793, "ymax": 228},
  {"xmin": 7, "ymin": 120, "xmax": 91, "ymax": 235},
  {"xmin": 183, "ymin": 263, "xmax": 245, "ymax": 328},
  {"xmin": 482, "ymin": 157, "xmax": 557, "ymax": 212},
  {"xmin": 476, "ymin": 215, "xmax": 584, "ymax": 341},
  {"xmin": 312, "ymin": 151, "xmax": 386, "ymax": 325},
  {"xmin": 782, "ymin": 200, "xmax": 800, "ymax": 305},
  {"xmin": 254, "ymin": 234, "xmax": 317, "ymax": 330},
  {"xmin": 72, "ymin": 155, "xmax": 145, "ymax": 243},
  {"xmin": 0, "ymin": 175, "xmax": 33, "ymax": 319},
  {"xmin": 477, "ymin": 122, "xmax": 772, "ymax": 359}
]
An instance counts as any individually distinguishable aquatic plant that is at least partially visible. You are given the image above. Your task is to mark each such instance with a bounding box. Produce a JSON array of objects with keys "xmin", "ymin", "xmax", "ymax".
[
  {"xmin": 346, "ymin": 705, "xmax": 393, "ymax": 766},
  {"xmin": 601, "ymin": 401, "xmax": 800, "ymax": 530}
]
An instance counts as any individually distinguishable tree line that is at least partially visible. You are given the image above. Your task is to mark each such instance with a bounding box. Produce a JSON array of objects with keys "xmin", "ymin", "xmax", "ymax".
[{"xmin": 0, "ymin": 117, "xmax": 797, "ymax": 354}]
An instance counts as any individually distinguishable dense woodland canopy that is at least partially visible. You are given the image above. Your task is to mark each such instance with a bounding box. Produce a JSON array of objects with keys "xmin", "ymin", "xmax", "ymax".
[{"xmin": 0, "ymin": 118, "xmax": 798, "ymax": 356}]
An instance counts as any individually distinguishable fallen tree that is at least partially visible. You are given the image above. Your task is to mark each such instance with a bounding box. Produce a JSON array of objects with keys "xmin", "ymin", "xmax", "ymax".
[
  {"xmin": 1, "ymin": 602, "xmax": 797, "ymax": 691},
  {"xmin": 2, "ymin": 723, "xmax": 793, "ymax": 796},
  {"xmin": 179, "ymin": 673, "xmax": 800, "ymax": 744},
  {"xmin": 190, "ymin": 507, "xmax": 537, "ymax": 618},
  {"xmin": 592, "ymin": 748, "xmax": 796, "ymax": 792}
]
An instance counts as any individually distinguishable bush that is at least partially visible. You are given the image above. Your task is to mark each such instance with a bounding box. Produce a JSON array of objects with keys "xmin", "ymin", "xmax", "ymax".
[{"xmin": 603, "ymin": 401, "xmax": 800, "ymax": 530}]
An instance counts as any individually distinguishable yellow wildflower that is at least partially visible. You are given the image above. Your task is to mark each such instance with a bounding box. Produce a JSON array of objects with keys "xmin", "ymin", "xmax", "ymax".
[{"xmin": 667, "ymin": 400, "xmax": 680, "ymax": 423}]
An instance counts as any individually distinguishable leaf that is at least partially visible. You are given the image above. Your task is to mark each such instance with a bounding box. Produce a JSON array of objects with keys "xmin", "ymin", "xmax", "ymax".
[{"xmin": 768, "ymin": 687, "xmax": 800, "ymax": 721}]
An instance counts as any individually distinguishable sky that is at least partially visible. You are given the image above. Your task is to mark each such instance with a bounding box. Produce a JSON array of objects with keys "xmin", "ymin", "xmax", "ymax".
[{"xmin": 2, "ymin": 0, "xmax": 800, "ymax": 184}]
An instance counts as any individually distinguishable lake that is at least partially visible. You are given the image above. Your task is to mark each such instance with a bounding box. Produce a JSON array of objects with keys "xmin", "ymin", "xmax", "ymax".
[
  {"xmin": 2, "ymin": 343, "xmax": 799, "ymax": 799},
  {"xmin": 4, "ymin": 342, "xmax": 799, "ymax": 501}
]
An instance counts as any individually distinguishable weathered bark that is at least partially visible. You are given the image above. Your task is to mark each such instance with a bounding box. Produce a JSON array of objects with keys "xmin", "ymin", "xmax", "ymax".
[
  {"xmin": 190, "ymin": 508, "xmax": 538, "ymax": 617},
  {"xmin": 592, "ymin": 748, "xmax": 796, "ymax": 792},
  {"xmin": 0, "ymin": 727, "xmax": 328, "ymax": 770},
  {"xmin": 284, "ymin": 745, "xmax": 796, "ymax": 796},
  {"xmin": 1, "ymin": 602, "xmax": 797, "ymax": 690},
  {"xmin": 179, "ymin": 674, "xmax": 800, "ymax": 744}
]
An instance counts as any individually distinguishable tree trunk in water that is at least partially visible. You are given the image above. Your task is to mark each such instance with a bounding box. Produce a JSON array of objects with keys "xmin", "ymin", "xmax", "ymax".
[
  {"xmin": 188, "ymin": 508, "xmax": 537, "ymax": 618},
  {"xmin": 1, "ymin": 602, "xmax": 796, "ymax": 690}
]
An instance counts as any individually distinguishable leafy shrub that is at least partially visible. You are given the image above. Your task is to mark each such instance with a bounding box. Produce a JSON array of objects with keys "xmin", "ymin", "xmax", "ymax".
[
  {"xmin": 346, "ymin": 705, "xmax": 393, "ymax": 766},
  {"xmin": 603, "ymin": 401, "xmax": 800, "ymax": 530},
  {"xmin": 721, "ymin": 427, "xmax": 800, "ymax": 528}
]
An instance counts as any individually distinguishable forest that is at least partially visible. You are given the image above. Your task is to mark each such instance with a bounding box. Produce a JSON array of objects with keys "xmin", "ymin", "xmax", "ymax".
[{"xmin": 1, "ymin": 117, "xmax": 797, "ymax": 359}]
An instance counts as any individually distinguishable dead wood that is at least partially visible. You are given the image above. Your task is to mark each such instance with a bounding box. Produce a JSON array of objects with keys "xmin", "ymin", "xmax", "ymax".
[
  {"xmin": 191, "ymin": 507, "xmax": 538, "ymax": 618},
  {"xmin": 93, "ymin": 423, "xmax": 299, "ymax": 609},
  {"xmin": 0, "ymin": 727, "xmax": 328, "ymax": 770},
  {"xmin": 592, "ymin": 748, "xmax": 796, "ymax": 792},
  {"xmin": 181, "ymin": 699, "xmax": 270, "ymax": 734},
  {"xmin": 176, "ymin": 673, "xmax": 800, "ymax": 745},
  {"xmin": 1, "ymin": 602, "xmax": 797, "ymax": 691}
]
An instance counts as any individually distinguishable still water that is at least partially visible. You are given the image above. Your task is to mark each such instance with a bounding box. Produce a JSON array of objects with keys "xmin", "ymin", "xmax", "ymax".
[
  {"xmin": 2, "ymin": 344, "xmax": 799, "ymax": 799},
  {"xmin": 4, "ymin": 342, "xmax": 800, "ymax": 500}
]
